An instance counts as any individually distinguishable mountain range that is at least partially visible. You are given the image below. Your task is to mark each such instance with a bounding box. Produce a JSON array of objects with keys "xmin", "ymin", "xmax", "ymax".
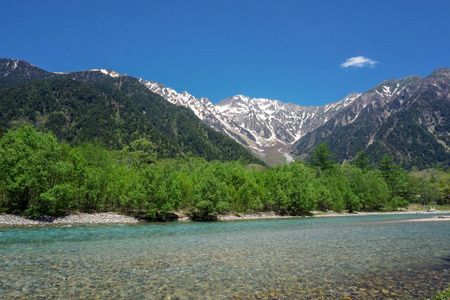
[
  {"xmin": 295, "ymin": 71, "xmax": 450, "ymax": 169},
  {"xmin": 0, "ymin": 59, "xmax": 262, "ymax": 164},
  {"xmin": 143, "ymin": 80, "xmax": 362, "ymax": 165},
  {"xmin": 0, "ymin": 58, "xmax": 448, "ymax": 169},
  {"xmin": 143, "ymin": 69, "xmax": 449, "ymax": 169}
]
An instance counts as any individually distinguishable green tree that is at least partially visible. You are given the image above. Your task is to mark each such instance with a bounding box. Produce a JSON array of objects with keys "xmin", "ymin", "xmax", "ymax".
[
  {"xmin": 378, "ymin": 154, "xmax": 409, "ymax": 199},
  {"xmin": 191, "ymin": 173, "xmax": 230, "ymax": 220},
  {"xmin": 379, "ymin": 155, "xmax": 396, "ymax": 182},
  {"xmin": 121, "ymin": 138, "xmax": 157, "ymax": 169},
  {"xmin": 141, "ymin": 163, "xmax": 181, "ymax": 220},
  {"xmin": 344, "ymin": 164, "xmax": 389, "ymax": 211},
  {"xmin": 0, "ymin": 125, "xmax": 65, "ymax": 216},
  {"xmin": 310, "ymin": 142, "xmax": 335, "ymax": 172},
  {"xmin": 437, "ymin": 172, "xmax": 450, "ymax": 204},
  {"xmin": 313, "ymin": 182, "xmax": 333, "ymax": 211},
  {"xmin": 353, "ymin": 150, "xmax": 371, "ymax": 173},
  {"xmin": 265, "ymin": 163, "xmax": 315, "ymax": 215}
]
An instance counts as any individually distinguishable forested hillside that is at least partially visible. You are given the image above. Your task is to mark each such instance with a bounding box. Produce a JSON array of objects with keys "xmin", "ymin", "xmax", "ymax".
[{"xmin": 0, "ymin": 77, "xmax": 261, "ymax": 163}]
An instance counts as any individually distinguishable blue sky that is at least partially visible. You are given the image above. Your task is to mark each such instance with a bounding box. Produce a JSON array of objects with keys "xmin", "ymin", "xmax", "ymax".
[{"xmin": 1, "ymin": 0, "xmax": 449, "ymax": 106}]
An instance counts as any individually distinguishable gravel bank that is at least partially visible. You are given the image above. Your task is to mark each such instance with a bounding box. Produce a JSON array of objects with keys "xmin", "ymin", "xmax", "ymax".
[
  {"xmin": 1, "ymin": 210, "xmax": 449, "ymax": 226},
  {"xmin": 0, "ymin": 212, "xmax": 141, "ymax": 226}
]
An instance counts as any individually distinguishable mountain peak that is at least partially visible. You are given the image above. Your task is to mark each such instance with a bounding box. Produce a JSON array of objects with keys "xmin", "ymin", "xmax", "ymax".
[
  {"xmin": 0, "ymin": 58, "xmax": 20, "ymax": 70},
  {"xmin": 427, "ymin": 67, "xmax": 450, "ymax": 79},
  {"xmin": 0, "ymin": 59, "xmax": 55, "ymax": 89},
  {"xmin": 0, "ymin": 58, "xmax": 37, "ymax": 70},
  {"xmin": 368, "ymin": 75, "xmax": 421, "ymax": 100},
  {"xmin": 232, "ymin": 94, "xmax": 251, "ymax": 102},
  {"xmin": 217, "ymin": 95, "xmax": 250, "ymax": 106}
]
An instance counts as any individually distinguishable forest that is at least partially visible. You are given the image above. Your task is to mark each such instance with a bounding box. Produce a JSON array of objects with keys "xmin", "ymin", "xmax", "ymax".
[
  {"xmin": 0, "ymin": 77, "xmax": 262, "ymax": 164},
  {"xmin": 0, "ymin": 125, "xmax": 449, "ymax": 220}
]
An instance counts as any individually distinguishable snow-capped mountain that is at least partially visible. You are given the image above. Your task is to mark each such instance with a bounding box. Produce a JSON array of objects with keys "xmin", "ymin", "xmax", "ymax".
[
  {"xmin": 215, "ymin": 94, "xmax": 360, "ymax": 147},
  {"xmin": 142, "ymin": 79, "xmax": 361, "ymax": 163},
  {"xmin": 141, "ymin": 80, "xmax": 226, "ymax": 130}
]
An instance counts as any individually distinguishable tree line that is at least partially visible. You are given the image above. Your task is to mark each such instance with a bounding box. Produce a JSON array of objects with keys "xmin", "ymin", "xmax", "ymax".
[{"xmin": 0, "ymin": 126, "xmax": 448, "ymax": 220}]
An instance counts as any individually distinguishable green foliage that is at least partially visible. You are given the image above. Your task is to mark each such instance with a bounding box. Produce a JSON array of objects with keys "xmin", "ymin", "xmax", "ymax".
[
  {"xmin": 265, "ymin": 163, "xmax": 315, "ymax": 215},
  {"xmin": 120, "ymin": 138, "xmax": 157, "ymax": 169},
  {"xmin": 0, "ymin": 126, "xmax": 449, "ymax": 219},
  {"xmin": 310, "ymin": 142, "xmax": 335, "ymax": 172},
  {"xmin": 408, "ymin": 169, "xmax": 449, "ymax": 205},
  {"xmin": 379, "ymin": 155, "xmax": 409, "ymax": 198},
  {"xmin": 0, "ymin": 125, "xmax": 64, "ymax": 216},
  {"xmin": 316, "ymin": 169, "xmax": 360, "ymax": 212},
  {"xmin": 39, "ymin": 183, "xmax": 75, "ymax": 216},
  {"xmin": 141, "ymin": 163, "xmax": 181, "ymax": 220},
  {"xmin": 353, "ymin": 150, "xmax": 371, "ymax": 173},
  {"xmin": 431, "ymin": 287, "xmax": 450, "ymax": 300},
  {"xmin": 386, "ymin": 196, "xmax": 409, "ymax": 211},
  {"xmin": 379, "ymin": 155, "xmax": 397, "ymax": 182}
]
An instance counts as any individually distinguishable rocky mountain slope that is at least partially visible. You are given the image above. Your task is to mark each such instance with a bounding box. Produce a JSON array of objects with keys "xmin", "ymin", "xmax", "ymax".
[
  {"xmin": 143, "ymin": 79, "xmax": 360, "ymax": 164},
  {"xmin": 295, "ymin": 70, "xmax": 449, "ymax": 169},
  {"xmin": 143, "ymin": 69, "xmax": 449, "ymax": 169}
]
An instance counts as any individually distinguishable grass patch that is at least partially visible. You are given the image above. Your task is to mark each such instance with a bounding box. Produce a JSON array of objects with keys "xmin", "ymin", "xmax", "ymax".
[{"xmin": 430, "ymin": 287, "xmax": 450, "ymax": 300}]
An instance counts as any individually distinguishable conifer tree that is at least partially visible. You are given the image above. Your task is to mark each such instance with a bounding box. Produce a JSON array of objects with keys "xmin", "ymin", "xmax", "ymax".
[{"xmin": 310, "ymin": 142, "xmax": 335, "ymax": 171}]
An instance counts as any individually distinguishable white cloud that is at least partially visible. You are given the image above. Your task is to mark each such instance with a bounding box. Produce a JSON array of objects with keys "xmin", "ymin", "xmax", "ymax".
[{"xmin": 341, "ymin": 56, "xmax": 378, "ymax": 68}]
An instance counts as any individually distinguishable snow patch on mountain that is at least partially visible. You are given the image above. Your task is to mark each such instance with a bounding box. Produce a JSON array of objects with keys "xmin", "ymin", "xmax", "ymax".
[{"xmin": 90, "ymin": 69, "xmax": 120, "ymax": 78}]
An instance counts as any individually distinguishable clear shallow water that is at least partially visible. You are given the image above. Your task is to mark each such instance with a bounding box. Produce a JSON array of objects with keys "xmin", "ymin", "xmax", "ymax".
[{"xmin": 1, "ymin": 214, "xmax": 449, "ymax": 299}]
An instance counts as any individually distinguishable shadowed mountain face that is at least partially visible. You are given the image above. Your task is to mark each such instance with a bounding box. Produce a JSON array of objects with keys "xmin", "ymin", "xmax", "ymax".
[
  {"xmin": 0, "ymin": 59, "xmax": 262, "ymax": 164},
  {"xmin": 294, "ymin": 70, "xmax": 450, "ymax": 169},
  {"xmin": 1, "ymin": 59, "xmax": 448, "ymax": 168}
]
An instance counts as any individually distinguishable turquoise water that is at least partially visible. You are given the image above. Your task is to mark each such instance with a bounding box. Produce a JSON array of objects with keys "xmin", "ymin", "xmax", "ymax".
[{"xmin": 1, "ymin": 214, "xmax": 449, "ymax": 299}]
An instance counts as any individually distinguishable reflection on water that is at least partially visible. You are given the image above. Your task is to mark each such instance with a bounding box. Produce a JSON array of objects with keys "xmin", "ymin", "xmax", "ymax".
[{"xmin": 0, "ymin": 214, "xmax": 449, "ymax": 299}]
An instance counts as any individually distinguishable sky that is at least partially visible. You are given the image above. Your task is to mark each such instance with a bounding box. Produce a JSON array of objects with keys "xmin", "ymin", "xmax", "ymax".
[{"xmin": 1, "ymin": 0, "xmax": 450, "ymax": 106}]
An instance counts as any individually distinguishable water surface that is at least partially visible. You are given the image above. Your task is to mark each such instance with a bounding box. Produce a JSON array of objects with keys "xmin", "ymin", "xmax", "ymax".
[{"xmin": 1, "ymin": 214, "xmax": 449, "ymax": 299}]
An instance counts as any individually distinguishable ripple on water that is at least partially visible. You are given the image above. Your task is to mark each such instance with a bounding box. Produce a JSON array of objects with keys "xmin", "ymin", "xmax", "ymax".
[{"xmin": 0, "ymin": 214, "xmax": 449, "ymax": 299}]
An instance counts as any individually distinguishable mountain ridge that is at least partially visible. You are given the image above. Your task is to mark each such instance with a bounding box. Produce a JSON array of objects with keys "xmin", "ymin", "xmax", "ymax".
[
  {"xmin": 143, "ymin": 78, "xmax": 363, "ymax": 164},
  {"xmin": 295, "ymin": 70, "xmax": 450, "ymax": 169},
  {"xmin": 1, "ymin": 58, "xmax": 448, "ymax": 168},
  {"xmin": 143, "ymin": 67, "xmax": 448, "ymax": 168},
  {"xmin": 0, "ymin": 59, "xmax": 262, "ymax": 164}
]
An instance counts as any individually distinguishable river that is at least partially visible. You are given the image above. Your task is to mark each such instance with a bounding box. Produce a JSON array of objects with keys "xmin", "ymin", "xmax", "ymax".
[{"xmin": 1, "ymin": 214, "xmax": 449, "ymax": 299}]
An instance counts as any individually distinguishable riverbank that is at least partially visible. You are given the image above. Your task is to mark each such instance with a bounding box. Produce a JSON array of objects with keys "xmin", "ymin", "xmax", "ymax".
[
  {"xmin": 1, "ymin": 209, "xmax": 450, "ymax": 226},
  {"xmin": 0, "ymin": 212, "xmax": 142, "ymax": 226}
]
